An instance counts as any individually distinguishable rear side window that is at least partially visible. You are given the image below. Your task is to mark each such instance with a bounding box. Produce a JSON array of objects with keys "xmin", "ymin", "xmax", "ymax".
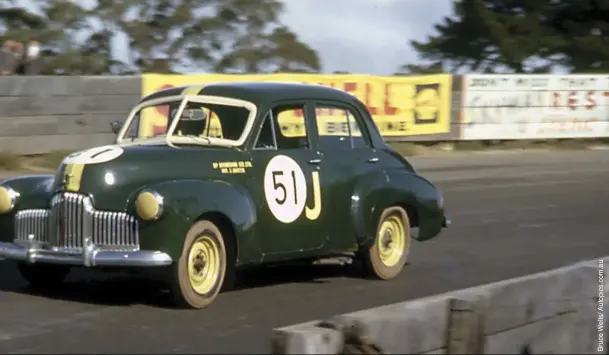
[{"xmin": 314, "ymin": 104, "xmax": 369, "ymax": 150}]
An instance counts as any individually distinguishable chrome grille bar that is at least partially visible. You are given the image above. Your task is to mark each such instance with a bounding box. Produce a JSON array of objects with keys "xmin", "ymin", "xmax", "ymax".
[
  {"xmin": 91, "ymin": 211, "xmax": 139, "ymax": 249},
  {"xmin": 15, "ymin": 209, "xmax": 50, "ymax": 243},
  {"xmin": 49, "ymin": 192, "xmax": 88, "ymax": 248},
  {"xmin": 14, "ymin": 192, "xmax": 139, "ymax": 250}
]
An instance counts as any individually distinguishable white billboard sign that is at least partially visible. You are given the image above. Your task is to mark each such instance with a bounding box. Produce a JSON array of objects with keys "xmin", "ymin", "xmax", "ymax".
[{"xmin": 461, "ymin": 74, "xmax": 609, "ymax": 140}]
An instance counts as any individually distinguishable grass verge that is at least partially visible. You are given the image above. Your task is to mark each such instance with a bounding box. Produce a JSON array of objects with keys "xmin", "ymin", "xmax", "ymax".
[
  {"xmin": 389, "ymin": 138, "xmax": 609, "ymax": 156},
  {"xmin": 0, "ymin": 138, "xmax": 607, "ymax": 171},
  {"xmin": 0, "ymin": 150, "xmax": 72, "ymax": 172}
]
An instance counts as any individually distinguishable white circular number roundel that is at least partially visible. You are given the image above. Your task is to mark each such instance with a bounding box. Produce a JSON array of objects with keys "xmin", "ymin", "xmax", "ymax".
[
  {"xmin": 62, "ymin": 145, "xmax": 124, "ymax": 165},
  {"xmin": 263, "ymin": 155, "xmax": 307, "ymax": 224}
]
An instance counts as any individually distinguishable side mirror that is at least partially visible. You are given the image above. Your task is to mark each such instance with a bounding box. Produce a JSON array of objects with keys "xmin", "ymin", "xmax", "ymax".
[{"xmin": 110, "ymin": 120, "xmax": 123, "ymax": 134}]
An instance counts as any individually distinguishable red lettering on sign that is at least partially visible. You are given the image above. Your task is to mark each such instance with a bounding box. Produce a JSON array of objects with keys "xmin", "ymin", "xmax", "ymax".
[
  {"xmin": 553, "ymin": 90, "xmax": 609, "ymax": 110},
  {"xmin": 538, "ymin": 118, "xmax": 593, "ymax": 134},
  {"xmin": 568, "ymin": 91, "xmax": 577, "ymax": 110},
  {"xmin": 585, "ymin": 91, "xmax": 596, "ymax": 110},
  {"xmin": 553, "ymin": 92, "xmax": 560, "ymax": 107},
  {"xmin": 384, "ymin": 84, "xmax": 397, "ymax": 115},
  {"xmin": 155, "ymin": 84, "xmax": 174, "ymax": 116},
  {"xmin": 365, "ymin": 83, "xmax": 377, "ymax": 115},
  {"xmin": 152, "ymin": 125, "xmax": 167, "ymax": 136}
]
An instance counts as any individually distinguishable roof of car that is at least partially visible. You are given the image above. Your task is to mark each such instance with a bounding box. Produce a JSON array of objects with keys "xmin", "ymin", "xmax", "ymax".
[{"xmin": 140, "ymin": 81, "xmax": 360, "ymax": 106}]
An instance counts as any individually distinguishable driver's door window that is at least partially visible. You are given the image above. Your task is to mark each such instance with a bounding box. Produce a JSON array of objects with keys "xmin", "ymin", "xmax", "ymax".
[{"xmin": 254, "ymin": 112, "xmax": 278, "ymax": 150}]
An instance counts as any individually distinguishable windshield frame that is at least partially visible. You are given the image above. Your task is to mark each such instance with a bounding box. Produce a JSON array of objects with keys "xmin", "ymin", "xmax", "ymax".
[{"xmin": 116, "ymin": 94, "xmax": 258, "ymax": 147}]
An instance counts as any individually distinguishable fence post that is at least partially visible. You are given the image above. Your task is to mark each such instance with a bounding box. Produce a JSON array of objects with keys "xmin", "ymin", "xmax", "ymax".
[{"xmin": 446, "ymin": 294, "xmax": 487, "ymax": 354}]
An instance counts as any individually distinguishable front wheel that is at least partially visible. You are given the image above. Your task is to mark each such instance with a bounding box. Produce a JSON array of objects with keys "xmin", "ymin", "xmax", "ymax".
[
  {"xmin": 17, "ymin": 263, "xmax": 71, "ymax": 288},
  {"xmin": 360, "ymin": 206, "xmax": 412, "ymax": 280},
  {"xmin": 167, "ymin": 220, "xmax": 229, "ymax": 309}
]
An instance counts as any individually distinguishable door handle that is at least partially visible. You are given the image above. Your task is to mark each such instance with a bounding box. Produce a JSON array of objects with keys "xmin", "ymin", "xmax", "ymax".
[
  {"xmin": 367, "ymin": 157, "xmax": 379, "ymax": 163},
  {"xmin": 308, "ymin": 158, "xmax": 321, "ymax": 165}
]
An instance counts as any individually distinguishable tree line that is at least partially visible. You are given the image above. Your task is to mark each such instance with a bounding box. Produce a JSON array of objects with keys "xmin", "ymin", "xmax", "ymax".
[
  {"xmin": 405, "ymin": 0, "xmax": 609, "ymax": 74},
  {"xmin": 0, "ymin": 0, "xmax": 604, "ymax": 75}
]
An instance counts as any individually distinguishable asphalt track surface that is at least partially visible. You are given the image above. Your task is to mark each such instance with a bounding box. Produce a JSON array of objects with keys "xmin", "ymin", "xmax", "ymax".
[{"xmin": 0, "ymin": 150, "xmax": 607, "ymax": 354}]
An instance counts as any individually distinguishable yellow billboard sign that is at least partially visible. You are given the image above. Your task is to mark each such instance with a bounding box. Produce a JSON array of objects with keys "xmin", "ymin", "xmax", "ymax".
[{"xmin": 140, "ymin": 73, "xmax": 452, "ymax": 138}]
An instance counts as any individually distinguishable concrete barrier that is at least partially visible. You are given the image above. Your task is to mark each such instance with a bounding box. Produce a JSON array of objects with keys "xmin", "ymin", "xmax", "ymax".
[
  {"xmin": 272, "ymin": 256, "xmax": 608, "ymax": 354},
  {"xmin": 1, "ymin": 74, "xmax": 609, "ymax": 156},
  {"xmin": 0, "ymin": 76, "xmax": 141, "ymax": 155}
]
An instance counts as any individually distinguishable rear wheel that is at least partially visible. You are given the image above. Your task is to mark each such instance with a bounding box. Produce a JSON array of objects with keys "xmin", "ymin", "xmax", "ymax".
[
  {"xmin": 168, "ymin": 220, "xmax": 230, "ymax": 309},
  {"xmin": 361, "ymin": 206, "xmax": 411, "ymax": 280},
  {"xmin": 17, "ymin": 263, "xmax": 71, "ymax": 288}
]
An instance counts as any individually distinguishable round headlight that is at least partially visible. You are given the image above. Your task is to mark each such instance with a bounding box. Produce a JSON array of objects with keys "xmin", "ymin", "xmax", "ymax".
[
  {"xmin": 0, "ymin": 185, "xmax": 19, "ymax": 214},
  {"xmin": 437, "ymin": 190, "xmax": 445, "ymax": 209},
  {"xmin": 135, "ymin": 190, "xmax": 164, "ymax": 221}
]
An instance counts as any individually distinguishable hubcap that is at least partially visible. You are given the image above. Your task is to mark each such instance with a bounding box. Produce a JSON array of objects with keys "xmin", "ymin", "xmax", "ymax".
[
  {"xmin": 187, "ymin": 236, "xmax": 221, "ymax": 295},
  {"xmin": 377, "ymin": 215, "xmax": 408, "ymax": 267}
]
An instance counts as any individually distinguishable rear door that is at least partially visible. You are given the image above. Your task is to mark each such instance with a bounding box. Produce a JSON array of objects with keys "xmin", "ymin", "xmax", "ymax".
[
  {"xmin": 249, "ymin": 101, "xmax": 329, "ymax": 258},
  {"xmin": 310, "ymin": 100, "xmax": 381, "ymax": 251}
]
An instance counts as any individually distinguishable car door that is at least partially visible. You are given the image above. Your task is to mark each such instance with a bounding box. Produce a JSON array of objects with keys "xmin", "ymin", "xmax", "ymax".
[
  {"xmin": 249, "ymin": 101, "xmax": 330, "ymax": 258},
  {"xmin": 311, "ymin": 100, "xmax": 381, "ymax": 251}
]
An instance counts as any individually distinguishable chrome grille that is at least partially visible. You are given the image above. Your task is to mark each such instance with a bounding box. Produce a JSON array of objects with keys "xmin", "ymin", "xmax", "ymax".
[
  {"xmin": 15, "ymin": 209, "xmax": 50, "ymax": 243},
  {"xmin": 49, "ymin": 192, "xmax": 89, "ymax": 248},
  {"xmin": 14, "ymin": 192, "xmax": 139, "ymax": 250},
  {"xmin": 92, "ymin": 211, "xmax": 139, "ymax": 249}
]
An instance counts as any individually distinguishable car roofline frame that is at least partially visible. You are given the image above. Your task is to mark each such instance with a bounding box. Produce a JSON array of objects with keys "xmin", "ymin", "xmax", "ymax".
[{"xmin": 116, "ymin": 94, "xmax": 258, "ymax": 148}]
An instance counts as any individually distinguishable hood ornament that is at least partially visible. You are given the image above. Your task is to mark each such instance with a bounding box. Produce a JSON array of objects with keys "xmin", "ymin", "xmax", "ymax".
[{"xmin": 60, "ymin": 171, "xmax": 73, "ymax": 191}]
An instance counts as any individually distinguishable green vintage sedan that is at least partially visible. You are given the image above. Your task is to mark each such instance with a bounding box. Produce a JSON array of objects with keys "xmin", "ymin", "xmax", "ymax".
[{"xmin": 0, "ymin": 82, "xmax": 449, "ymax": 309}]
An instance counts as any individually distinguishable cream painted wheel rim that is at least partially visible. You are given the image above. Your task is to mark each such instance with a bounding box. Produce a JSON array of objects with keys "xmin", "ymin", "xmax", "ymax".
[
  {"xmin": 377, "ymin": 215, "xmax": 408, "ymax": 267},
  {"xmin": 187, "ymin": 236, "xmax": 221, "ymax": 295}
]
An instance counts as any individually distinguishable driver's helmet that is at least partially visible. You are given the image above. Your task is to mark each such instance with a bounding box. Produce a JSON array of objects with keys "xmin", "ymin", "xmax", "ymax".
[{"xmin": 172, "ymin": 107, "xmax": 207, "ymax": 136}]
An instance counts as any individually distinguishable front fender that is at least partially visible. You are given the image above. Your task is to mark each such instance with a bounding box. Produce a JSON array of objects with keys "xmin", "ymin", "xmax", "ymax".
[
  {"xmin": 1, "ymin": 174, "xmax": 55, "ymax": 209},
  {"xmin": 0, "ymin": 175, "xmax": 55, "ymax": 242},
  {"xmin": 133, "ymin": 179, "xmax": 260, "ymax": 264},
  {"xmin": 353, "ymin": 169, "xmax": 445, "ymax": 246}
]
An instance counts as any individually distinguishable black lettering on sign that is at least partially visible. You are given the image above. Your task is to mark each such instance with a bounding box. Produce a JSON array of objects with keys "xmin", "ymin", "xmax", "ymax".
[
  {"xmin": 468, "ymin": 77, "xmax": 510, "ymax": 88},
  {"xmin": 558, "ymin": 77, "xmax": 598, "ymax": 88},
  {"xmin": 514, "ymin": 77, "xmax": 549, "ymax": 88},
  {"xmin": 413, "ymin": 83, "xmax": 440, "ymax": 125},
  {"xmin": 466, "ymin": 91, "xmax": 547, "ymax": 126}
]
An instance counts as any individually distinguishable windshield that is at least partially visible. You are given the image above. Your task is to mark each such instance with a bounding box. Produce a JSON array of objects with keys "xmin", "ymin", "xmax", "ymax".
[{"xmin": 121, "ymin": 98, "xmax": 253, "ymax": 143}]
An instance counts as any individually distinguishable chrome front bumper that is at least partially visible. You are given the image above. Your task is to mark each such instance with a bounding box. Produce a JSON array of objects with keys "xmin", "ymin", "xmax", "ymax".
[
  {"xmin": 0, "ymin": 241, "xmax": 172, "ymax": 267},
  {"xmin": 443, "ymin": 216, "xmax": 451, "ymax": 227}
]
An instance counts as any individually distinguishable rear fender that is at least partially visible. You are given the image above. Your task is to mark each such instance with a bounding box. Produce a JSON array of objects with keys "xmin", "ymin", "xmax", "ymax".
[
  {"xmin": 132, "ymin": 179, "xmax": 260, "ymax": 264},
  {"xmin": 352, "ymin": 170, "xmax": 443, "ymax": 247}
]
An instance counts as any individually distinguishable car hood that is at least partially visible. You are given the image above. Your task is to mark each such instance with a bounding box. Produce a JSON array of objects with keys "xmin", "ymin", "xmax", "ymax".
[{"xmin": 50, "ymin": 143, "xmax": 249, "ymax": 211}]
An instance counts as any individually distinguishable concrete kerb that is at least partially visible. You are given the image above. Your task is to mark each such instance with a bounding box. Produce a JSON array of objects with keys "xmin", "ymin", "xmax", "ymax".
[{"xmin": 272, "ymin": 256, "xmax": 609, "ymax": 354}]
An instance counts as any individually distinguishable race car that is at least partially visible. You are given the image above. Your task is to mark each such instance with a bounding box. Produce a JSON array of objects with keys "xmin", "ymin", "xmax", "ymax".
[{"xmin": 0, "ymin": 82, "xmax": 449, "ymax": 309}]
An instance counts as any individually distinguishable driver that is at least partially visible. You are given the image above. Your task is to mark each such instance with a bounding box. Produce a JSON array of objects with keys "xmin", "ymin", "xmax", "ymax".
[{"xmin": 174, "ymin": 106, "xmax": 207, "ymax": 136}]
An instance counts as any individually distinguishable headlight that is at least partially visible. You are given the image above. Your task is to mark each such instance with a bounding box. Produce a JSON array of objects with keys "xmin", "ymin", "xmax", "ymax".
[
  {"xmin": 437, "ymin": 189, "xmax": 445, "ymax": 209},
  {"xmin": 0, "ymin": 185, "xmax": 19, "ymax": 214},
  {"xmin": 135, "ymin": 190, "xmax": 164, "ymax": 221}
]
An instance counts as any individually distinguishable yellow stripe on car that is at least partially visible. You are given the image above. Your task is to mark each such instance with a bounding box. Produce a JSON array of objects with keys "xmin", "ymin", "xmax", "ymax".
[
  {"xmin": 64, "ymin": 163, "xmax": 85, "ymax": 192},
  {"xmin": 182, "ymin": 85, "xmax": 205, "ymax": 96}
]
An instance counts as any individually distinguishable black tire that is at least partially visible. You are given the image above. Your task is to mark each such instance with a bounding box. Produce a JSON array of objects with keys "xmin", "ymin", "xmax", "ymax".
[
  {"xmin": 361, "ymin": 206, "xmax": 411, "ymax": 280},
  {"xmin": 168, "ymin": 220, "xmax": 231, "ymax": 309},
  {"xmin": 17, "ymin": 262, "xmax": 70, "ymax": 288}
]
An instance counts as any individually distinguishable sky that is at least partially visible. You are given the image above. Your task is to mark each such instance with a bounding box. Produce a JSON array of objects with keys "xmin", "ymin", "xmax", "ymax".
[
  {"xmin": 282, "ymin": 0, "xmax": 453, "ymax": 74},
  {"xmin": 17, "ymin": 0, "xmax": 454, "ymax": 75}
]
